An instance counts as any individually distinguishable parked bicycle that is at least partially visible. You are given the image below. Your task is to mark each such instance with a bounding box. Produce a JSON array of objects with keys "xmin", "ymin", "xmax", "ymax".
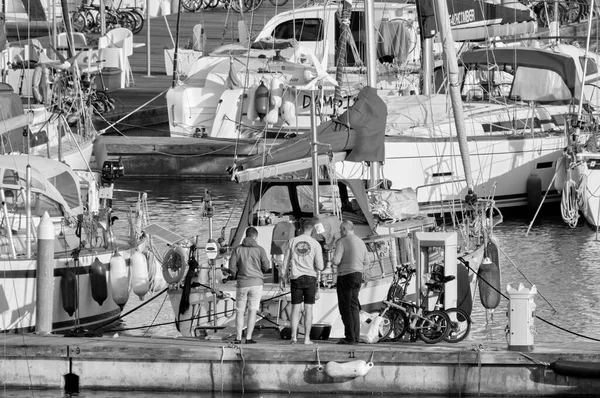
[
  {"xmin": 378, "ymin": 264, "xmax": 471, "ymax": 344},
  {"xmin": 181, "ymin": 0, "xmax": 263, "ymax": 13},
  {"xmin": 71, "ymin": 2, "xmax": 144, "ymax": 34}
]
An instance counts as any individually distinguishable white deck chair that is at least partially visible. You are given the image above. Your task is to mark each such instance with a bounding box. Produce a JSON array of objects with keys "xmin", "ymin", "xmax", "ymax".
[{"xmin": 104, "ymin": 28, "xmax": 134, "ymax": 86}]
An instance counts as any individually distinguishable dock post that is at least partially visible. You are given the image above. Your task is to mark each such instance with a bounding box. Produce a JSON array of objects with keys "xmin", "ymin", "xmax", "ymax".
[{"xmin": 35, "ymin": 212, "xmax": 55, "ymax": 335}]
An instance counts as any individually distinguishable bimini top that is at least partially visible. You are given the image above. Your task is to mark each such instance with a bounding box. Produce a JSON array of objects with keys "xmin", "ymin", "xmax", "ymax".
[
  {"xmin": 0, "ymin": 155, "xmax": 83, "ymax": 215},
  {"xmin": 461, "ymin": 47, "xmax": 578, "ymax": 97}
]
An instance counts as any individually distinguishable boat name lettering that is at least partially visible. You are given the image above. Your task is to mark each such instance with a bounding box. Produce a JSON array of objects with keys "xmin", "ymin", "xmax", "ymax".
[
  {"xmin": 449, "ymin": 9, "xmax": 475, "ymax": 25},
  {"xmin": 302, "ymin": 94, "xmax": 357, "ymax": 112}
]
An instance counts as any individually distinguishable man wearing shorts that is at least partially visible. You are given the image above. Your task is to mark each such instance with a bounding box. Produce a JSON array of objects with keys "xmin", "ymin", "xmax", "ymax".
[
  {"xmin": 229, "ymin": 227, "xmax": 270, "ymax": 344},
  {"xmin": 281, "ymin": 219, "xmax": 324, "ymax": 344}
]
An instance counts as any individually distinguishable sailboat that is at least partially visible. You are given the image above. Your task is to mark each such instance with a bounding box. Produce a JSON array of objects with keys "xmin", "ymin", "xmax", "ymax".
[
  {"xmin": 0, "ymin": 0, "xmax": 97, "ymax": 170},
  {"xmin": 556, "ymin": 2, "xmax": 600, "ymax": 229},
  {"xmin": 162, "ymin": 0, "xmax": 499, "ymax": 341}
]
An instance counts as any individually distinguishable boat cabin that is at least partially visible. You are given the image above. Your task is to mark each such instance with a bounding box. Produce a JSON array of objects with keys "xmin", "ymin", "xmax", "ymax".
[
  {"xmin": 229, "ymin": 179, "xmax": 375, "ymax": 252},
  {"xmin": 450, "ymin": 45, "xmax": 600, "ymax": 106}
]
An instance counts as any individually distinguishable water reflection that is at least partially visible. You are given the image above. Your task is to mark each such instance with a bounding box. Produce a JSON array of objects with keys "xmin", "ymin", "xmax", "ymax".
[{"xmin": 111, "ymin": 178, "xmax": 600, "ymax": 344}]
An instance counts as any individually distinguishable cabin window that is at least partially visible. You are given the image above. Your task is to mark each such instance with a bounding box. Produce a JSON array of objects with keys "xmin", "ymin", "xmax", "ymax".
[
  {"xmin": 2, "ymin": 169, "xmax": 45, "ymax": 191},
  {"xmin": 3, "ymin": 190, "xmax": 62, "ymax": 217},
  {"xmin": 258, "ymin": 185, "xmax": 293, "ymax": 214},
  {"xmin": 297, "ymin": 184, "xmax": 341, "ymax": 214},
  {"xmin": 580, "ymin": 57, "xmax": 598, "ymax": 76},
  {"xmin": 273, "ymin": 19, "xmax": 323, "ymax": 41},
  {"xmin": 512, "ymin": 66, "xmax": 571, "ymax": 102}
]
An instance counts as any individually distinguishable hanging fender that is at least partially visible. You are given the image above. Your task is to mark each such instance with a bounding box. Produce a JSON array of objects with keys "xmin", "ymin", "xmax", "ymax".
[
  {"xmin": 110, "ymin": 251, "xmax": 130, "ymax": 309},
  {"xmin": 162, "ymin": 245, "xmax": 189, "ymax": 285},
  {"xmin": 280, "ymin": 88, "xmax": 297, "ymax": 126},
  {"xmin": 61, "ymin": 268, "xmax": 78, "ymax": 316},
  {"xmin": 478, "ymin": 253, "xmax": 501, "ymax": 310},
  {"xmin": 246, "ymin": 86, "xmax": 259, "ymax": 122},
  {"xmin": 130, "ymin": 250, "xmax": 150, "ymax": 300},
  {"xmin": 555, "ymin": 156, "xmax": 567, "ymax": 193},
  {"xmin": 32, "ymin": 65, "xmax": 50, "ymax": 105},
  {"xmin": 89, "ymin": 257, "xmax": 108, "ymax": 306},
  {"xmin": 270, "ymin": 76, "xmax": 284, "ymax": 108},
  {"xmin": 324, "ymin": 360, "xmax": 373, "ymax": 378},
  {"xmin": 254, "ymin": 81, "xmax": 269, "ymax": 121}
]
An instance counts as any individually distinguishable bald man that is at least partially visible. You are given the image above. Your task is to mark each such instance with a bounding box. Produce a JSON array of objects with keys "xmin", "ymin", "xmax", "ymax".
[{"xmin": 331, "ymin": 221, "xmax": 369, "ymax": 345}]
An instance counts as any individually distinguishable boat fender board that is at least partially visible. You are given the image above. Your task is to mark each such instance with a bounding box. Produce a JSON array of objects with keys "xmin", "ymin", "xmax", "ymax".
[
  {"xmin": 246, "ymin": 86, "xmax": 258, "ymax": 122},
  {"xmin": 324, "ymin": 360, "xmax": 373, "ymax": 378},
  {"xmin": 90, "ymin": 257, "xmax": 108, "ymax": 306},
  {"xmin": 281, "ymin": 88, "xmax": 297, "ymax": 126},
  {"xmin": 550, "ymin": 359, "xmax": 600, "ymax": 378}
]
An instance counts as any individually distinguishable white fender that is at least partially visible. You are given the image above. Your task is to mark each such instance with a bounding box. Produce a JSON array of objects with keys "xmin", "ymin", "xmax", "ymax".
[
  {"xmin": 130, "ymin": 250, "xmax": 150, "ymax": 300},
  {"xmin": 246, "ymin": 86, "xmax": 259, "ymax": 123},
  {"xmin": 265, "ymin": 104, "xmax": 279, "ymax": 125},
  {"xmin": 32, "ymin": 65, "xmax": 50, "ymax": 105},
  {"xmin": 162, "ymin": 245, "xmax": 189, "ymax": 284},
  {"xmin": 270, "ymin": 76, "xmax": 284, "ymax": 108},
  {"xmin": 280, "ymin": 88, "xmax": 297, "ymax": 126},
  {"xmin": 109, "ymin": 251, "xmax": 129, "ymax": 308},
  {"xmin": 324, "ymin": 360, "xmax": 373, "ymax": 378},
  {"xmin": 555, "ymin": 155, "xmax": 567, "ymax": 193}
]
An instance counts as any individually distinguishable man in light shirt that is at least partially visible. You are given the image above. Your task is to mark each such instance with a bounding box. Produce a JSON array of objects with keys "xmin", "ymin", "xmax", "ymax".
[{"xmin": 281, "ymin": 218, "xmax": 324, "ymax": 344}]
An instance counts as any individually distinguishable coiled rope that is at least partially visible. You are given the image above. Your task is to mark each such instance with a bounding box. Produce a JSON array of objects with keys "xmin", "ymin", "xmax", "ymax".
[{"xmin": 561, "ymin": 179, "xmax": 580, "ymax": 228}]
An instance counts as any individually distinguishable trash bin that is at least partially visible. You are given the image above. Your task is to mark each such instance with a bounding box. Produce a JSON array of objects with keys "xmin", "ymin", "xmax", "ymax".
[{"xmin": 99, "ymin": 67, "xmax": 122, "ymax": 92}]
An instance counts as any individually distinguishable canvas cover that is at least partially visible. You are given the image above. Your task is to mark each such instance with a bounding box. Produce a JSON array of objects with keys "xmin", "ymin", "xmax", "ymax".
[{"xmin": 235, "ymin": 86, "xmax": 387, "ymax": 172}]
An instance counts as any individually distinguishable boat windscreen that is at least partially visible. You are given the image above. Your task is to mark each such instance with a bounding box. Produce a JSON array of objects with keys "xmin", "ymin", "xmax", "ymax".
[{"xmin": 48, "ymin": 171, "xmax": 80, "ymax": 210}]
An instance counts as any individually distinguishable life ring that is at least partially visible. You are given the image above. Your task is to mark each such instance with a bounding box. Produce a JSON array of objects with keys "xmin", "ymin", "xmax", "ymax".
[
  {"xmin": 162, "ymin": 246, "xmax": 188, "ymax": 284},
  {"xmin": 32, "ymin": 65, "xmax": 50, "ymax": 105}
]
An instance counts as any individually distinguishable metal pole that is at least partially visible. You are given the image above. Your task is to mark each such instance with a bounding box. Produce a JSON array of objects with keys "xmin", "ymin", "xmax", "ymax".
[
  {"xmin": 146, "ymin": 0, "xmax": 151, "ymax": 76},
  {"xmin": 365, "ymin": 0, "xmax": 380, "ymax": 189},
  {"xmin": 310, "ymin": 90, "xmax": 320, "ymax": 216},
  {"xmin": 171, "ymin": 0, "xmax": 183, "ymax": 87},
  {"xmin": 421, "ymin": 39, "xmax": 433, "ymax": 95},
  {"xmin": 100, "ymin": 0, "xmax": 106, "ymax": 36},
  {"xmin": 26, "ymin": 165, "xmax": 31, "ymax": 258}
]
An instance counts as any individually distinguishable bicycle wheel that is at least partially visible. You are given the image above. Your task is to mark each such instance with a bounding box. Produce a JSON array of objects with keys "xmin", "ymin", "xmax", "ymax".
[
  {"xmin": 378, "ymin": 309, "xmax": 408, "ymax": 342},
  {"xmin": 72, "ymin": 11, "xmax": 89, "ymax": 32},
  {"xmin": 418, "ymin": 310, "xmax": 450, "ymax": 344},
  {"xmin": 182, "ymin": 0, "xmax": 203, "ymax": 11},
  {"xmin": 443, "ymin": 308, "xmax": 471, "ymax": 343},
  {"xmin": 129, "ymin": 9, "xmax": 145, "ymax": 34},
  {"xmin": 269, "ymin": 0, "xmax": 288, "ymax": 5},
  {"xmin": 117, "ymin": 11, "xmax": 137, "ymax": 32}
]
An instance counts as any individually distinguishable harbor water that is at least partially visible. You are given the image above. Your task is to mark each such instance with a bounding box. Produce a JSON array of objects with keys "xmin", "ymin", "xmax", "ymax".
[{"xmin": 109, "ymin": 178, "xmax": 600, "ymax": 345}]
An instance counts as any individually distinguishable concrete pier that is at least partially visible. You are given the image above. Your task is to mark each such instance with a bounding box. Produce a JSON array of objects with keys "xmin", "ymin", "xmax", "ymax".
[{"xmin": 2, "ymin": 332, "xmax": 600, "ymax": 395}]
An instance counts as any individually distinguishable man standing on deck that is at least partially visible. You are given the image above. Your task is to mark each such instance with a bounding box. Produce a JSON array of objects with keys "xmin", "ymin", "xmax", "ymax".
[
  {"xmin": 332, "ymin": 220, "xmax": 369, "ymax": 345},
  {"xmin": 280, "ymin": 219, "xmax": 324, "ymax": 345},
  {"xmin": 229, "ymin": 227, "xmax": 270, "ymax": 344}
]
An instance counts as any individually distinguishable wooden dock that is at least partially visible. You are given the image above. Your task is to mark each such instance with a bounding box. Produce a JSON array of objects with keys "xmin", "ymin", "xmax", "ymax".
[{"xmin": 3, "ymin": 331, "xmax": 600, "ymax": 395}]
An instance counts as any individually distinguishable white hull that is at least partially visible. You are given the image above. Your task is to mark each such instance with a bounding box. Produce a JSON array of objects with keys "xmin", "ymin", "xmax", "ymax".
[
  {"xmin": 1, "ymin": 244, "xmax": 145, "ymax": 333},
  {"xmin": 170, "ymin": 245, "xmax": 485, "ymax": 339},
  {"xmin": 566, "ymin": 153, "xmax": 600, "ymax": 228}
]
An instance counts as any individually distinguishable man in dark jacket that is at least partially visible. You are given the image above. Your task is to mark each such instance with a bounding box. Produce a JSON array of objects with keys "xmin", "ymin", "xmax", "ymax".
[{"xmin": 229, "ymin": 227, "xmax": 270, "ymax": 344}]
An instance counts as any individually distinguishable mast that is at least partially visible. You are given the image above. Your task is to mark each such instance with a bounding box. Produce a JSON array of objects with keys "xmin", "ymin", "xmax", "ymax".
[
  {"xmin": 171, "ymin": 0, "xmax": 184, "ymax": 88},
  {"xmin": 432, "ymin": 0, "xmax": 474, "ymax": 193},
  {"xmin": 364, "ymin": 0, "xmax": 380, "ymax": 188}
]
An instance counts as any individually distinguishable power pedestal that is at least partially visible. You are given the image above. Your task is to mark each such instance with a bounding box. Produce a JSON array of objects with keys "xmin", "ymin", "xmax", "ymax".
[{"xmin": 507, "ymin": 283, "xmax": 537, "ymax": 352}]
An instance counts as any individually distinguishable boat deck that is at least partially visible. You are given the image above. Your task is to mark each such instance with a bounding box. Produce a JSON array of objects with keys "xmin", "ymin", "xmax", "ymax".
[{"xmin": 3, "ymin": 329, "xmax": 600, "ymax": 395}]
